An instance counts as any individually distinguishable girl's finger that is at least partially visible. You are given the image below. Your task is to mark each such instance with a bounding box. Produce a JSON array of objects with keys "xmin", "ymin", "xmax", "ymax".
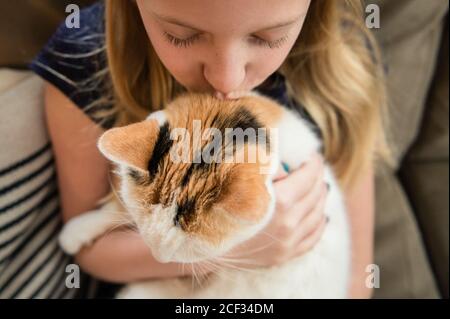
[
  {"xmin": 273, "ymin": 153, "xmax": 324, "ymax": 206},
  {"xmin": 272, "ymin": 163, "xmax": 289, "ymax": 181},
  {"xmin": 295, "ymin": 215, "xmax": 327, "ymax": 256},
  {"xmin": 296, "ymin": 188, "xmax": 327, "ymax": 239},
  {"xmin": 290, "ymin": 170, "xmax": 327, "ymax": 221},
  {"xmin": 280, "ymin": 187, "xmax": 326, "ymax": 247}
]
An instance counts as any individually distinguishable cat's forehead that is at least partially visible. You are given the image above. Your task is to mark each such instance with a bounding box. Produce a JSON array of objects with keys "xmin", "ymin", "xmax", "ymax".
[
  {"xmin": 146, "ymin": 92, "xmax": 282, "ymax": 127},
  {"xmin": 174, "ymin": 93, "xmax": 282, "ymax": 127},
  {"xmin": 138, "ymin": 93, "xmax": 279, "ymax": 183}
]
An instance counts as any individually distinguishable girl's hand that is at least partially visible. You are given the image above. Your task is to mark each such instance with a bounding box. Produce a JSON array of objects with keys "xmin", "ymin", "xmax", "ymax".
[{"xmin": 226, "ymin": 153, "xmax": 328, "ymax": 267}]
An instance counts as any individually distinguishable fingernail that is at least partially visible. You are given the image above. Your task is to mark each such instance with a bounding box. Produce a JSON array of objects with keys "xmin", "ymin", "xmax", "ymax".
[{"xmin": 281, "ymin": 162, "xmax": 290, "ymax": 173}]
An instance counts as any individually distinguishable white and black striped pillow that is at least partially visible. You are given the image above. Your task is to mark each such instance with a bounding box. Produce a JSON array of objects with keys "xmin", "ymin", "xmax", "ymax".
[{"xmin": 0, "ymin": 69, "xmax": 96, "ymax": 299}]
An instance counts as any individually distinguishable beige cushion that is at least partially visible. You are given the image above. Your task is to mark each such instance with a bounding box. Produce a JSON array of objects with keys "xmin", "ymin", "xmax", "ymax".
[
  {"xmin": 399, "ymin": 20, "xmax": 449, "ymax": 298},
  {"xmin": 374, "ymin": 163, "xmax": 440, "ymax": 298},
  {"xmin": 0, "ymin": 69, "xmax": 97, "ymax": 298},
  {"xmin": 0, "ymin": 0, "xmax": 94, "ymax": 68},
  {"xmin": 370, "ymin": 0, "xmax": 448, "ymax": 168},
  {"xmin": 367, "ymin": 0, "xmax": 448, "ymax": 298}
]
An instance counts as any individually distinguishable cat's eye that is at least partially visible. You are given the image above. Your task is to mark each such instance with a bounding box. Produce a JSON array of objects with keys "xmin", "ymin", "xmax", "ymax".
[{"xmin": 127, "ymin": 168, "xmax": 149, "ymax": 186}]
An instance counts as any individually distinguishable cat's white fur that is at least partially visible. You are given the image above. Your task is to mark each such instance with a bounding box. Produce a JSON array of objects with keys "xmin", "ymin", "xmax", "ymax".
[{"xmin": 59, "ymin": 95, "xmax": 350, "ymax": 298}]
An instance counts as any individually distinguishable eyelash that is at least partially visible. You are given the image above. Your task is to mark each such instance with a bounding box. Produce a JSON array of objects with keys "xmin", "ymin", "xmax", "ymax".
[
  {"xmin": 162, "ymin": 32, "xmax": 200, "ymax": 48},
  {"xmin": 162, "ymin": 31, "xmax": 288, "ymax": 49},
  {"xmin": 249, "ymin": 35, "xmax": 289, "ymax": 49}
]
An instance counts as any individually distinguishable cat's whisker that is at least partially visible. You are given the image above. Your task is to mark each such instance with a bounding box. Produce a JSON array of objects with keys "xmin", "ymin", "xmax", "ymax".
[
  {"xmin": 210, "ymin": 256, "xmax": 264, "ymax": 275},
  {"xmin": 184, "ymin": 248, "xmax": 233, "ymax": 284},
  {"xmin": 93, "ymin": 210, "xmax": 138, "ymax": 236},
  {"xmin": 108, "ymin": 220, "xmax": 138, "ymax": 235},
  {"xmin": 194, "ymin": 245, "xmax": 268, "ymax": 273},
  {"xmin": 194, "ymin": 263, "xmax": 213, "ymax": 283},
  {"xmin": 180, "ymin": 261, "xmax": 186, "ymax": 276},
  {"xmin": 184, "ymin": 247, "xmax": 225, "ymax": 287},
  {"xmin": 224, "ymin": 240, "xmax": 277, "ymax": 259},
  {"xmin": 187, "ymin": 246, "xmax": 203, "ymax": 291},
  {"xmin": 200, "ymin": 259, "xmax": 248, "ymax": 284},
  {"xmin": 190, "ymin": 245, "xmax": 264, "ymax": 276},
  {"xmin": 190, "ymin": 262, "xmax": 206, "ymax": 290},
  {"xmin": 199, "ymin": 259, "xmax": 229, "ymax": 277},
  {"xmin": 189, "ymin": 262, "xmax": 196, "ymax": 292}
]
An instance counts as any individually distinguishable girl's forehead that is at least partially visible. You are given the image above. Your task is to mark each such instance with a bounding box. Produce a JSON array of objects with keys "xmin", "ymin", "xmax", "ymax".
[{"xmin": 138, "ymin": 0, "xmax": 310, "ymax": 34}]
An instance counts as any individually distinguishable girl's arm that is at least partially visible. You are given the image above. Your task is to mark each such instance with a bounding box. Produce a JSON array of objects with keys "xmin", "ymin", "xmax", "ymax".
[
  {"xmin": 345, "ymin": 166, "xmax": 376, "ymax": 298},
  {"xmin": 45, "ymin": 83, "xmax": 193, "ymax": 282}
]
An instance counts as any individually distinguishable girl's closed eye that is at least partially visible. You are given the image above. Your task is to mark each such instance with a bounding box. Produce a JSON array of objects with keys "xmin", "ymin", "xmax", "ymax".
[
  {"xmin": 249, "ymin": 34, "xmax": 289, "ymax": 49},
  {"xmin": 162, "ymin": 31, "xmax": 289, "ymax": 49},
  {"xmin": 162, "ymin": 31, "xmax": 201, "ymax": 48}
]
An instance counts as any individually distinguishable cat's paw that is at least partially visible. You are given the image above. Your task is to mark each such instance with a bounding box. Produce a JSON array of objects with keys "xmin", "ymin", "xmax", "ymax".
[{"xmin": 58, "ymin": 215, "xmax": 98, "ymax": 255}]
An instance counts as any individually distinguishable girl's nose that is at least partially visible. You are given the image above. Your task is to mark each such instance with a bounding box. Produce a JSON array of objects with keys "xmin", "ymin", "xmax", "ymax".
[{"xmin": 203, "ymin": 55, "xmax": 246, "ymax": 98}]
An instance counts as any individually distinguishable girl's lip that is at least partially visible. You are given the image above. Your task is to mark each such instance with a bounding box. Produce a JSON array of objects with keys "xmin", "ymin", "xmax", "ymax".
[
  {"xmin": 214, "ymin": 91, "xmax": 226, "ymax": 100},
  {"xmin": 215, "ymin": 90, "xmax": 250, "ymax": 100}
]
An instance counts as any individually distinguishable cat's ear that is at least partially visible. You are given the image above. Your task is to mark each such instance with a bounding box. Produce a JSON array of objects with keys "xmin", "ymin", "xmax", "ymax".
[{"xmin": 98, "ymin": 119, "xmax": 161, "ymax": 172}]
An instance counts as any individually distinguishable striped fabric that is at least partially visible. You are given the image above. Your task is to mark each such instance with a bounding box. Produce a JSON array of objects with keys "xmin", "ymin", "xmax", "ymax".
[{"xmin": 0, "ymin": 69, "xmax": 95, "ymax": 298}]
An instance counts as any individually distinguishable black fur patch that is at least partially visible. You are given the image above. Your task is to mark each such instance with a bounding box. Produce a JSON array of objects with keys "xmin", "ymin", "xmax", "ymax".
[
  {"xmin": 210, "ymin": 106, "xmax": 263, "ymax": 137},
  {"xmin": 180, "ymin": 152, "xmax": 213, "ymax": 187},
  {"xmin": 147, "ymin": 122, "xmax": 173, "ymax": 177},
  {"xmin": 223, "ymin": 106, "xmax": 270, "ymax": 150},
  {"xmin": 174, "ymin": 198, "xmax": 196, "ymax": 227},
  {"xmin": 232, "ymin": 106, "xmax": 263, "ymax": 134}
]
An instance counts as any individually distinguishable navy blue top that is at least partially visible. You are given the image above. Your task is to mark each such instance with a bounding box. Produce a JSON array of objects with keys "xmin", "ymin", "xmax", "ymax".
[{"xmin": 30, "ymin": 1, "xmax": 320, "ymax": 137}]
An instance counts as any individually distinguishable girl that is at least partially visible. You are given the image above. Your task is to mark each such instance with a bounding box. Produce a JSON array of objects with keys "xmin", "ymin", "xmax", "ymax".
[{"xmin": 30, "ymin": 0, "xmax": 390, "ymax": 298}]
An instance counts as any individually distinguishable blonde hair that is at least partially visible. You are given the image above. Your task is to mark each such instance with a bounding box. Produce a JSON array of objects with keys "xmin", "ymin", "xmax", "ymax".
[{"xmin": 104, "ymin": 0, "xmax": 392, "ymax": 190}]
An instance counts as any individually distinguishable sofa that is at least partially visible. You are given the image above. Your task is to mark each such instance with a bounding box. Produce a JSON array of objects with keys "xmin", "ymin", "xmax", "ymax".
[{"xmin": 0, "ymin": 0, "xmax": 448, "ymax": 298}]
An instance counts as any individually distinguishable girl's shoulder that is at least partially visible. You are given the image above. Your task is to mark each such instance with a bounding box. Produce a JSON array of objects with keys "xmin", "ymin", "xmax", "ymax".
[
  {"xmin": 29, "ymin": 1, "xmax": 114, "ymax": 128},
  {"xmin": 257, "ymin": 72, "xmax": 322, "ymax": 139}
]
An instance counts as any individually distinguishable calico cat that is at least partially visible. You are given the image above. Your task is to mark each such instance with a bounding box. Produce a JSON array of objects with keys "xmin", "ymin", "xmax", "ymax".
[{"xmin": 59, "ymin": 92, "xmax": 350, "ymax": 298}]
